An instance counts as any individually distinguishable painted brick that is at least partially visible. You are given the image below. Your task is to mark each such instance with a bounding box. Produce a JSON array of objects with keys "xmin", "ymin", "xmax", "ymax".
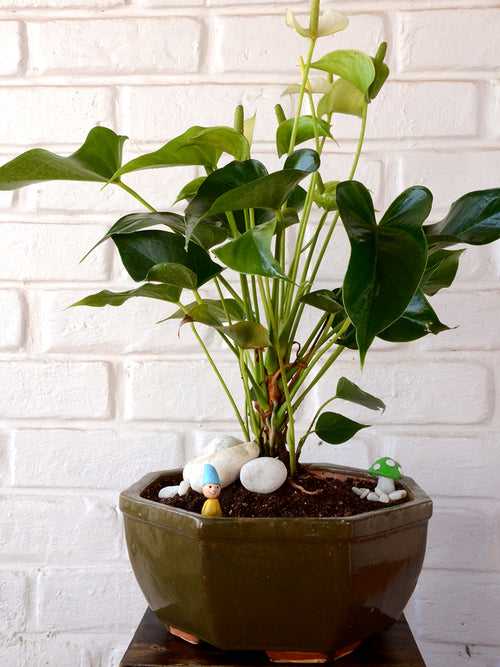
[
  {"xmin": 36, "ymin": 568, "xmax": 144, "ymax": 632},
  {"xmin": 0, "ymin": 87, "xmax": 113, "ymax": 146},
  {"xmin": 300, "ymin": 437, "xmax": 372, "ymax": 469},
  {"xmin": 0, "ymin": 362, "xmax": 111, "ymax": 419},
  {"xmin": 119, "ymin": 84, "xmax": 286, "ymax": 143},
  {"xmin": 398, "ymin": 10, "xmax": 500, "ymax": 71},
  {"xmin": 124, "ymin": 360, "xmax": 244, "ymax": 422},
  {"xmin": 419, "ymin": 291, "xmax": 500, "ymax": 351},
  {"xmin": 0, "ymin": 224, "xmax": 111, "ymax": 282},
  {"xmin": 411, "ymin": 570, "xmax": 500, "ymax": 645},
  {"xmin": 0, "ymin": 571, "xmax": 28, "ymax": 635},
  {"xmin": 383, "ymin": 434, "xmax": 500, "ymax": 499},
  {"xmin": 0, "ymin": 432, "xmax": 12, "ymax": 487},
  {"xmin": 28, "ymin": 19, "xmax": 201, "ymax": 76},
  {"xmin": 0, "ymin": 291, "xmax": 24, "ymax": 350},
  {"xmin": 0, "ymin": 0, "xmax": 122, "ymax": 6},
  {"xmin": 0, "ymin": 22, "xmax": 22, "ymax": 76},
  {"xmin": 425, "ymin": 498, "xmax": 500, "ymax": 571},
  {"xmin": 212, "ymin": 14, "xmax": 384, "ymax": 73},
  {"xmin": 0, "ymin": 495, "xmax": 121, "ymax": 564},
  {"xmin": 13, "ymin": 429, "xmax": 185, "ymax": 488},
  {"xmin": 334, "ymin": 82, "xmax": 478, "ymax": 141},
  {"xmin": 318, "ymin": 361, "xmax": 491, "ymax": 425},
  {"xmin": 35, "ymin": 289, "xmax": 214, "ymax": 354},
  {"xmin": 400, "ymin": 151, "xmax": 500, "ymax": 211}
]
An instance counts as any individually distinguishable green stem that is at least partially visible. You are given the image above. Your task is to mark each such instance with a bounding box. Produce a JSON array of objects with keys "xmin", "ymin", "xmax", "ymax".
[
  {"xmin": 293, "ymin": 344, "xmax": 345, "ymax": 413},
  {"xmin": 288, "ymin": 38, "xmax": 317, "ymax": 155},
  {"xmin": 117, "ymin": 181, "xmax": 157, "ymax": 213}
]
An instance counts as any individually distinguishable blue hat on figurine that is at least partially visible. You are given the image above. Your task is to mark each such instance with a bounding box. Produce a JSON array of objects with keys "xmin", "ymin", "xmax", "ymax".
[{"xmin": 202, "ymin": 463, "xmax": 221, "ymax": 486}]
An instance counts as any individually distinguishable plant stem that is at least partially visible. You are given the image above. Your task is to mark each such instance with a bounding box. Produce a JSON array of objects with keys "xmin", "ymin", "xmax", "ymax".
[
  {"xmin": 288, "ymin": 38, "xmax": 317, "ymax": 154},
  {"xmin": 117, "ymin": 181, "xmax": 157, "ymax": 213}
]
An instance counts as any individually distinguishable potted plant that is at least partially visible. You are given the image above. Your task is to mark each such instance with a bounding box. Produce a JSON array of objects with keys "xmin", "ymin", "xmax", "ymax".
[{"xmin": 1, "ymin": 0, "xmax": 499, "ymax": 660}]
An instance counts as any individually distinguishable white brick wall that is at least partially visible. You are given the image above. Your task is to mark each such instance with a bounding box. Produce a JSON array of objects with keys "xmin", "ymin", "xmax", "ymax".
[{"xmin": 0, "ymin": 2, "xmax": 499, "ymax": 666}]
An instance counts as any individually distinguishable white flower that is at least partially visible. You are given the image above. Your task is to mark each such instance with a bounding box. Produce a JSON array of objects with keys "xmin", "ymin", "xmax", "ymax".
[{"xmin": 286, "ymin": 8, "xmax": 348, "ymax": 39}]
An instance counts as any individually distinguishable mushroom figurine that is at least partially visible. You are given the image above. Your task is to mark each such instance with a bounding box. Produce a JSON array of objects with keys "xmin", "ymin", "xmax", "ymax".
[
  {"xmin": 200, "ymin": 463, "xmax": 223, "ymax": 517},
  {"xmin": 352, "ymin": 457, "xmax": 408, "ymax": 504}
]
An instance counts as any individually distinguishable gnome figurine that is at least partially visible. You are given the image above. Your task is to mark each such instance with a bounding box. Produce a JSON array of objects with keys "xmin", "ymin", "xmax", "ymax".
[{"xmin": 201, "ymin": 463, "xmax": 223, "ymax": 517}]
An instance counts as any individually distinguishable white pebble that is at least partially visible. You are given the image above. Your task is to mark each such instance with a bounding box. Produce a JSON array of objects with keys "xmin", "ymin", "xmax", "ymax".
[
  {"xmin": 203, "ymin": 435, "xmax": 242, "ymax": 456},
  {"xmin": 158, "ymin": 485, "xmax": 180, "ymax": 499},
  {"xmin": 178, "ymin": 480, "xmax": 190, "ymax": 496},
  {"xmin": 183, "ymin": 441, "xmax": 260, "ymax": 493},
  {"xmin": 240, "ymin": 457, "xmax": 288, "ymax": 494}
]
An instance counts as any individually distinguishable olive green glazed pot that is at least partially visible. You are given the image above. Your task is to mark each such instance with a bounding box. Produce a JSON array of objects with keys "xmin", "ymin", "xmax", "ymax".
[{"xmin": 120, "ymin": 463, "xmax": 432, "ymax": 653}]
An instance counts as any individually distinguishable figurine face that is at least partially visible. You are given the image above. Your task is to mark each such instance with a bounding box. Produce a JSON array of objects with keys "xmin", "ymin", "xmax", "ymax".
[{"xmin": 203, "ymin": 483, "xmax": 221, "ymax": 499}]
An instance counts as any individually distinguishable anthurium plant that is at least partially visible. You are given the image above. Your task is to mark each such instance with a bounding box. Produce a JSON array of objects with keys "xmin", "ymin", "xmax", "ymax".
[{"xmin": 1, "ymin": 0, "xmax": 499, "ymax": 477}]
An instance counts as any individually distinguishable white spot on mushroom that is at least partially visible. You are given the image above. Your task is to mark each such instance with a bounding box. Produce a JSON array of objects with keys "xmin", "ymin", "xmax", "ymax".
[
  {"xmin": 386, "ymin": 459, "xmax": 396, "ymax": 467},
  {"xmin": 373, "ymin": 463, "xmax": 381, "ymax": 470}
]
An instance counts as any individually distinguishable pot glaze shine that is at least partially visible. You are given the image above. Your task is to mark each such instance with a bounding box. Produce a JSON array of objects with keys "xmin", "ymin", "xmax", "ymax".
[{"xmin": 120, "ymin": 464, "xmax": 432, "ymax": 653}]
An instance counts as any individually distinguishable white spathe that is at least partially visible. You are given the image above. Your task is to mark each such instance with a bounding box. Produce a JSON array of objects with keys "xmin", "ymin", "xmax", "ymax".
[
  {"xmin": 184, "ymin": 441, "xmax": 260, "ymax": 493},
  {"xmin": 240, "ymin": 457, "xmax": 288, "ymax": 494}
]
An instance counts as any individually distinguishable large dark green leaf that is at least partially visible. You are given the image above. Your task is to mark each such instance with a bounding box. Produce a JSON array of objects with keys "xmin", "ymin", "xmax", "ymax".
[
  {"xmin": 425, "ymin": 189, "xmax": 500, "ymax": 247},
  {"xmin": 111, "ymin": 126, "xmax": 249, "ymax": 181},
  {"xmin": 422, "ymin": 248, "xmax": 464, "ymax": 296},
  {"xmin": 311, "ymin": 50, "xmax": 376, "ymax": 94},
  {"xmin": 336, "ymin": 377, "xmax": 385, "ymax": 412},
  {"xmin": 185, "ymin": 159, "xmax": 268, "ymax": 246},
  {"xmin": 0, "ymin": 127, "xmax": 127, "ymax": 191},
  {"xmin": 378, "ymin": 290, "xmax": 450, "ymax": 342},
  {"xmin": 318, "ymin": 80, "xmax": 366, "ymax": 119},
  {"xmin": 284, "ymin": 148, "xmax": 321, "ymax": 173},
  {"xmin": 219, "ymin": 321, "xmax": 271, "ymax": 349},
  {"xmin": 315, "ymin": 412, "xmax": 369, "ymax": 444},
  {"xmin": 113, "ymin": 230, "xmax": 223, "ymax": 287},
  {"xmin": 300, "ymin": 289, "xmax": 344, "ymax": 314},
  {"xmin": 203, "ymin": 168, "xmax": 316, "ymax": 221},
  {"xmin": 276, "ymin": 116, "xmax": 331, "ymax": 157},
  {"xmin": 214, "ymin": 220, "xmax": 286, "ymax": 279},
  {"xmin": 71, "ymin": 283, "xmax": 181, "ymax": 308},
  {"xmin": 166, "ymin": 299, "xmax": 245, "ymax": 326},
  {"xmin": 338, "ymin": 181, "xmax": 431, "ymax": 363}
]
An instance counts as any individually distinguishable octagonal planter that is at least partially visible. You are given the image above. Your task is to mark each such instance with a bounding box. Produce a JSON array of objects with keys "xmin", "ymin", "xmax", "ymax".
[{"xmin": 119, "ymin": 463, "xmax": 432, "ymax": 654}]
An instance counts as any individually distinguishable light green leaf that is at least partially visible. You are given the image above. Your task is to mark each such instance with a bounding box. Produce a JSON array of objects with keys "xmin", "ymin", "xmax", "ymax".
[
  {"xmin": 218, "ymin": 321, "xmax": 271, "ymax": 349},
  {"xmin": 70, "ymin": 284, "xmax": 181, "ymax": 308},
  {"xmin": 146, "ymin": 263, "xmax": 198, "ymax": 289},
  {"xmin": 311, "ymin": 49, "xmax": 376, "ymax": 94},
  {"xmin": 215, "ymin": 220, "xmax": 287, "ymax": 279},
  {"xmin": 174, "ymin": 176, "xmax": 206, "ymax": 204},
  {"xmin": 166, "ymin": 299, "xmax": 245, "ymax": 326},
  {"xmin": 0, "ymin": 127, "xmax": 127, "ymax": 191},
  {"xmin": 318, "ymin": 79, "xmax": 366, "ymax": 118},
  {"xmin": 276, "ymin": 116, "xmax": 331, "ymax": 157}
]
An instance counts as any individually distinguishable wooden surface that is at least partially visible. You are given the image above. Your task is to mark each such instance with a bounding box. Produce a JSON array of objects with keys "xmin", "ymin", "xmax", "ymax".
[{"xmin": 120, "ymin": 609, "xmax": 427, "ymax": 667}]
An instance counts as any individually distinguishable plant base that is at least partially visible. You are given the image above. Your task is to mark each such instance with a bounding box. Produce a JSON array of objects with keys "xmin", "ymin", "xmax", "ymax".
[{"xmin": 168, "ymin": 626, "xmax": 200, "ymax": 645}]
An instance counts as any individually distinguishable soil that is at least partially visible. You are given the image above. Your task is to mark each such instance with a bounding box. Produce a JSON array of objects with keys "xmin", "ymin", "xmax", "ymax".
[{"xmin": 141, "ymin": 467, "xmax": 408, "ymax": 518}]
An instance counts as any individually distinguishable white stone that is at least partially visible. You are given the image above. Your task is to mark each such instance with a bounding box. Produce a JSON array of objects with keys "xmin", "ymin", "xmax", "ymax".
[
  {"xmin": 240, "ymin": 457, "xmax": 288, "ymax": 495},
  {"xmin": 178, "ymin": 480, "xmax": 190, "ymax": 496},
  {"xmin": 158, "ymin": 485, "xmax": 180, "ymax": 499},
  {"xmin": 203, "ymin": 435, "xmax": 242, "ymax": 456},
  {"xmin": 183, "ymin": 441, "xmax": 259, "ymax": 493}
]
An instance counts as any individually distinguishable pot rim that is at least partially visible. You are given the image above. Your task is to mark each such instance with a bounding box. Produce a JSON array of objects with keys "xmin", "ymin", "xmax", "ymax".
[{"xmin": 120, "ymin": 463, "xmax": 433, "ymax": 541}]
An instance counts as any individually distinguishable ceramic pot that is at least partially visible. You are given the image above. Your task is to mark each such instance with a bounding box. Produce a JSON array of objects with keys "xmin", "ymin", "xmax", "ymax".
[{"xmin": 119, "ymin": 463, "xmax": 432, "ymax": 653}]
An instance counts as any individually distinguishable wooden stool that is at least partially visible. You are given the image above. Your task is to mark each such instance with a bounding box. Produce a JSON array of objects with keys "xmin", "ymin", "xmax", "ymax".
[{"xmin": 120, "ymin": 608, "xmax": 427, "ymax": 666}]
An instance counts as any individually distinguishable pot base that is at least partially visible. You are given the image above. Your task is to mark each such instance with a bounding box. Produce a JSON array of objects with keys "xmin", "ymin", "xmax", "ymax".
[
  {"xmin": 168, "ymin": 626, "xmax": 200, "ymax": 645},
  {"xmin": 266, "ymin": 640, "xmax": 362, "ymax": 663}
]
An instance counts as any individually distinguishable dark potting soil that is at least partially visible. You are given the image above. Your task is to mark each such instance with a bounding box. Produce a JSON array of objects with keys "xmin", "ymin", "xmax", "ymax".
[{"xmin": 141, "ymin": 467, "xmax": 408, "ymax": 518}]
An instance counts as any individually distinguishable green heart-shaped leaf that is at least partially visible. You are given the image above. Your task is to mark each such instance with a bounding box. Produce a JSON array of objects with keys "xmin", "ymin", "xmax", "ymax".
[
  {"xmin": 318, "ymin": 79, "xmax": 366, "ymax": 118},
  {"xmin": 378, "ymin": 290, "xmax": 450, "ymax": 342},
  {"xmin": 112, "ymin": 126, "xmax": 249, "ymax": 181},
  {"xmin": 284, "ymin": 148, "xmax": 321, "ymax": 173},
  {"xmin": 311, "ymin": 50, "xmax": 376, "ymax": 94},
  {"xmin": 338, "ymin": 181, "xmax": 431, "ymax": 364},
  {"xmin": 315, "ymin": 412, "xmax": 369, "ymax": 444},
  {"xmin": 218, "ymin": 321, "xmax": 271, "ymax": 349},
  {"xmin": 166, "ymin": 299, "xmax": 245, "ymax": 326},
  {"xmin": 146, "ymin": 263, "xmax": 198, "ymax": 289},
  {"xmin": 336, "ymin": 377, "xmax": 385, "ymax": 412},
  {"xmin": 174, "ymin": 176, "xmax": 207, "ymax": 204},
  {"xmin": 300, "ymin": 289, "xmax": 344, "ymax": 314},
  {"xmin": 0, "ymin": 127, "xmax": 127, "ymax": 191},
  {"xmin": 425, "ymin": 189, "xmax": 500, "ymax": 247},
  {"xmin": 185, "ymin": 159, "xmax": 268, "ymax": 247},
  {"xmin": 203, "ymin": 167, "xmax": 316, "ymax": 221},
  {"xmin": 214, "ymin": 220, "xmax": 286, "ymax": 279},
  {"xmin": 71, "ymin": 283, "xmax": 181, "ymax": 308},
  {"xmin": 422, "ymin": 248, "xmax": 464, "ymax": 296},
  {"xmin": 113, "ymin": 230, "xmax": 223, "ymax": 287},
  {"xmin": 276, "ymin": 116, "xmax": 331, "ymax": 157}
]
